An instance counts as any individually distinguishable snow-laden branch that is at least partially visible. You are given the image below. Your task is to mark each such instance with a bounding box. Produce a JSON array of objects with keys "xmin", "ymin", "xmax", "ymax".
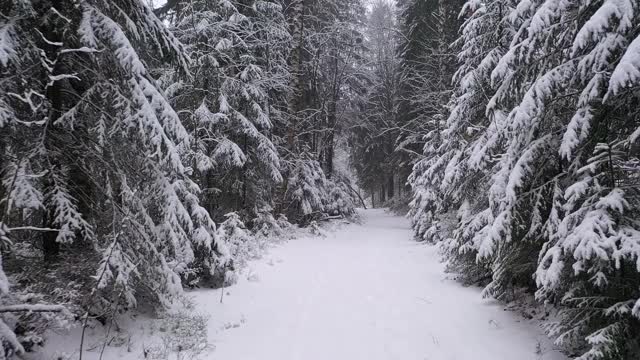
[
  {"xmin": 0, "ymin": 304, "xmax": 67, "ymax": 313},
  {"xmin": 7, "ymin": 226, "xmax": 60, "ymax": 232}
]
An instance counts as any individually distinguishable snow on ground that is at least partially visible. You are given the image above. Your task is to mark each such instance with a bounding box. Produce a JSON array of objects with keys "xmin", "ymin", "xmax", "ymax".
[
  {"xmin": 194, "ymin": 208, "xmax": 565, "ymax": 360},
  {"xmin": 37, "ymin": 209, "xmax": 566, "ymax": 360}
]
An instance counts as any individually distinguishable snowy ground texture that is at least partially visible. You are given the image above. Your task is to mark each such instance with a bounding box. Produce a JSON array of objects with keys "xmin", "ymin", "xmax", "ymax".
[{"xmin": 38, "ymin": 209, "xmax": 566, "ymax": 360}]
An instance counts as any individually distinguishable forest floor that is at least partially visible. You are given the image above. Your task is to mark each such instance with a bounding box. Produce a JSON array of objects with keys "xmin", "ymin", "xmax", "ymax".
[
  {"xmin": 39, "ymin": 209, "xmax": 567, "ymax": 360},
  {"xmin": 191, "ymin": 208, "xmax": 566, "ymax": 360}
]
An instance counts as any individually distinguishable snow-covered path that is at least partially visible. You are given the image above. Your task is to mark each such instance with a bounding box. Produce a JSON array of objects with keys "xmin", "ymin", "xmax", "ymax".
[{"xmin": 194, "ymin": 209, "xmax": 565, "ymax": 360}]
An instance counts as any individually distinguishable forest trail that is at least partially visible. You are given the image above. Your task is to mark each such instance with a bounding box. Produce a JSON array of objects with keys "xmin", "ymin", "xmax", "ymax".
[{"xmin": 193, "ymin": 209, "xmax": 566, "ymax": 360}]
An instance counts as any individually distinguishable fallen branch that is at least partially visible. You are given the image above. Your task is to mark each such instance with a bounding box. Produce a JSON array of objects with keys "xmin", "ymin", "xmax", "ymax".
[
  {"xmin": 320, "ymin": 215, "xmax": 344, "ymax": 221},
  {"xmin": 0, "ymin": 304, "xmax": 67, "ymax": 313},
  {"xmin": 7, "ymin": 226, "xmax": 60, "ymax": 232}
]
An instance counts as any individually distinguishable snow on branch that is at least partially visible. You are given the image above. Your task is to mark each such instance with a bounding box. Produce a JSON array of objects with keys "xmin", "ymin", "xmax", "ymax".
[{"xmin": 0, "ymin": 304, "xmax": 67, "ymax": 313}]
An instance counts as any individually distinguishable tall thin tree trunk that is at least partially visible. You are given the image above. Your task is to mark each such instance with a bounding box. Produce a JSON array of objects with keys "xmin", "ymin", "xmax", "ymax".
[
  {"xmin": 371, "ymin": 190, "xmax": 375, "ymax": 208},
  {"xmin": 42, "ymin": 1, "xmax": 64, "ymax": 261},
  {"xmin": 287, "ymin": 0, "xmax": 305, "ymax": 151},
  {"xmin": 324, "ymin": 37, "xmax": 340, "ymax": 177},
  {"xmin": 42, "ymin": 207, "xmax": 60, "ymax": 262}
]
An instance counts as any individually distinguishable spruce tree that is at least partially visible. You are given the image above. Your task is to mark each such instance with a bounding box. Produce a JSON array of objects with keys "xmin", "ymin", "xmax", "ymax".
[
  {"xmin": 408, "ymin": 0, "xmax": 640, "ymax": 357},
  {"xmin": 0, "ymin": 0, "xmax": 230, "ymax": 354}
]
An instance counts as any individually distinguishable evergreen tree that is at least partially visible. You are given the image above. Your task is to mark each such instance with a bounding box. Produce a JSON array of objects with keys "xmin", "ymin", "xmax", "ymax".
[
  {"xmin": 408, "ymin": 0, "xmax": 640, "ymax": 357},
  {"xmin": 0, "ymin": 0, "xmax": 229, "ymax": 354},
  {"xmin": 280, "ymin": 0, "xmax": 365, "ymax": 221},
  {"xmin": 351, "ymin": 0, "xmax": 403, "ymax": 206},
  {"xmin": 163, "ymin": 0, "xmax": 287, "ymax": 223}
]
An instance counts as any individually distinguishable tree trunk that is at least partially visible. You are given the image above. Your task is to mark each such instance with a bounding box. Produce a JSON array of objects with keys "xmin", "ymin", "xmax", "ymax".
[
  {"xmin": 287, "ymin": 0, "xmax": 305, "ymax": 151},
  {"xmin": 324, "ymin": 132, "xmax": 335, "ymax": 178},
  {"xmin": 324, "ymin": 36, "xmax": 340, "ymax": 177},
  {"xmin": 42, "ymin": 4, "xmax": 64, "ymax": 261},
  {"xmin": 42, "ymin": 210, "xmax": 60, "ymax": 261},
  {"xmin": 371, "ymin": 190, "xmax": 375, "ymax": 208}
]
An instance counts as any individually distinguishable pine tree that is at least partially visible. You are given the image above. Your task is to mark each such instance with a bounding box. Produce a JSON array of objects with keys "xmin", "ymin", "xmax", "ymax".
[
  {"xmin": 163, "ymin": 0, "xmax": 286, "ymax": 224},
  {"xmin": 409, "ymin": 0, "xmax": 640, "ymax": 357},
  {"xmin": 280, "ymin": 0, "xmax": 365, "ymax": 221},
  {"xmin": 350, "ymin": 0, "xmax": 403, "ymax": 206},
  {"xmin": 402, "ymin": 0, "xmax": 465, "ymax": 239},
  {"xmin": 0, "ymin": 0, "xmax": 228, "ymax": 352}
]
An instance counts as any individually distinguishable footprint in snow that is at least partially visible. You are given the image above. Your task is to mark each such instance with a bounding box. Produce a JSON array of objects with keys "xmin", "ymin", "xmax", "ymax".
[
  {"xmin": 222, "ymin": 316, "xmax": 246, "ymax": 331},
  {"xmin": 488, "ymin": 319, "xmax": 501, "ymax": 329},
  {"xmin": 222, "ymin": 322, "xmax": 242, "ymax": 330}
]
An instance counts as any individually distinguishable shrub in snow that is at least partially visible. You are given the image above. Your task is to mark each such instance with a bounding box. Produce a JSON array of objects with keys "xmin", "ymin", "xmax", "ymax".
[
  {"xmin": 284, "ymin": 158, "xmax": 361, "ymax": 223},
  {"xmin": 217, "ymin": 212, "xmax": 257, "ymax": 270},
  {"xmin": 308, "ymin": 221, "xmax": 327, "ymax": 238},
  {"xmin": 284, "ymin": 158, "xmax": 328, "ymax": 223},
  {"xmin": 251, "ymin": 206, "xmax": 289, "ymax": 241},
  {"xmin": 146, "ymin": 311, "xmax": 209, "ymax": 360},
  {"xmin": 383, "ymin": 193, "xmax": 412, "ymax": 216},
  {"xmin": 4, "ymin": 248, "xmax": 97, "ymax": 348},
  {"xmin": 324, "ymin": 177, "xmax": 357, "ymax": 218},
  {"xmin": 441, "ymin": 203, "xmax": 492, "ymax": 286}
]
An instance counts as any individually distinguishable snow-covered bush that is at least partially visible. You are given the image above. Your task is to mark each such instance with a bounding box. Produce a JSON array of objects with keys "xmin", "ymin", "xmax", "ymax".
[
  {"xmin": 146, "ymin": 311, "xmax": 209, "ymax": 360},
  {"xmin": 383, "ymin": 193, "xmax": 411, "ymax": 215},
  {"xmin": 324, "ymin": 178, "xmax": 357, "ymax": 218},
  {"xmin": 216, "ymin": 213, "xmax": 256, "ymax": 270},
  {"xmin": 284, "ymin": 158, "xmax": 328, "ymax": 223},
  {"xmin": 251, "ymin": 206, "xmax": 292, "ymax": 243},
  {"xmin": 308, "ymin": 221, "xmax": 327, "ymax": 238},
  {"xmin": 284, "ymin": 157, "xmax": 362, "ymax": 223}
]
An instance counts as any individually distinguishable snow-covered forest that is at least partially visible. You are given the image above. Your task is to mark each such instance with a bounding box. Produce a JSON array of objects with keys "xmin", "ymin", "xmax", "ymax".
[{"xmin": 0, "ymin": 0, "xmax": 638, "ymax": 359}]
